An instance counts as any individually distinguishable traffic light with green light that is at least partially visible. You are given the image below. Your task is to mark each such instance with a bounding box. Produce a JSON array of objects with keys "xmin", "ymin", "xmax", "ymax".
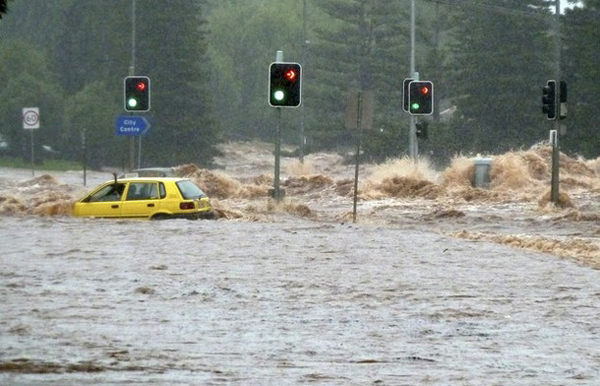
[
  {"xmin": 542, "ymin": 80, "xmax": 556, "ymax": 120},
  {"xmin": 269, "ymin": 62, "xmax": 302, "ymax": 108},
  {"xmin": 408, "ymin": 81, "xmax": 433, "ymax": 115},
  {"xmin": 124, "ymin": 76, "xmax": 150, "ymax": 112}
]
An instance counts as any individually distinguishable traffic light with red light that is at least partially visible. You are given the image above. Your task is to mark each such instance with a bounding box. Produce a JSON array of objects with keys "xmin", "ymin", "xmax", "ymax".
[
  {"xmin": 408, "ymin": 81, "xmax": 433, "ymax": 115},
  {"xmin": 124, "ymin": 76, "xmax": 150, "ymax": 112},
  {"xmin": 269, "ymin": 62, "xmax": 302, "ymax": 108}
]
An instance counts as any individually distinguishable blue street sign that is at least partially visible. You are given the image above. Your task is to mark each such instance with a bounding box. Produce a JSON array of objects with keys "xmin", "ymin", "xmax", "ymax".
[{"xmin": 115, "ymin": 116, "xmax": 151, "ymax": 136}]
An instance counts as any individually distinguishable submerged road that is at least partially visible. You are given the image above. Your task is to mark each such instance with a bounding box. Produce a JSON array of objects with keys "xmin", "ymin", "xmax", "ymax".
[{"xmin": 1, "ymin": 216, "xmax": 599, "ymax": 385}]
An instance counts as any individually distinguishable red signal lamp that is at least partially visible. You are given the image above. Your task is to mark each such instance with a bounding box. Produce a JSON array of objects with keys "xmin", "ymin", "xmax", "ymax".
[{"xmin": 285, "ymin": 70, "xmax": 297, "ymax": 81}]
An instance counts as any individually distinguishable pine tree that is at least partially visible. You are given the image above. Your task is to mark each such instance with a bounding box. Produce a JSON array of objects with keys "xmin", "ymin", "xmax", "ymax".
[
  {"xmin": 135, "ymin": 0, "xmax": 218, "ymax": 166},
  {"xmin": 445, "ymin": 0, "xmax": 553, "ymax": 154},
  {"xmin": 0, "ymin": 0, "xmax": 218, "ymax": 167},
  {"xmin": 561, "ymin": 0, "xmax": 600, "ymax": 157},
  {"xmin": 309, "ymin": 0, "xmax": 411, "ymax": 159}
]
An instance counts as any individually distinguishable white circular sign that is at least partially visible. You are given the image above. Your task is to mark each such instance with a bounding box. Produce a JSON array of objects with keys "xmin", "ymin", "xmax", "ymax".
[{"xmin": 23, "ymin": 107, "xmax": 40, "ymax": 129}]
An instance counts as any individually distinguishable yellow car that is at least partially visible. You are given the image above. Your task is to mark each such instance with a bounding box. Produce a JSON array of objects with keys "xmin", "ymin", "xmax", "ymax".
[{"xmin": 73, "ymin": 177, "xmax": 216, "ymax": 220}]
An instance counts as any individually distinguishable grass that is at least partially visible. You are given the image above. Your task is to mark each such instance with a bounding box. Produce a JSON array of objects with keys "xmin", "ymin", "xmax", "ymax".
[{"xmin": 0, "ymin": 156, "xmax": 82, "ymax": 171}]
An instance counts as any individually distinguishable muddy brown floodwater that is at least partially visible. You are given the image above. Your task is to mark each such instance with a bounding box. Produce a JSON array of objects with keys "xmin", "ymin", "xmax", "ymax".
[{"xmin": 1, "ymin": 142, "xmax": 600, "ymax": 385}]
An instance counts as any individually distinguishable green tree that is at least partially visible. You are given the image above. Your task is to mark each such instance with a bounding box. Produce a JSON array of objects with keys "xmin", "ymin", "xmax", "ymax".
[
  {"xmin": 561, "ymin": 0, "xmax": 600, "ymax": 157},
  {"xmin": 206, "ymin": 0, "xmax": 304, "ymax": 141},
  {"xmin": 63, "ymin": 81, "xmax": 122, "ymax": 168},
  {"xmin": 134, "ymin": 0, "xmax": 218, "ymax": 166},
  {"xmin": 308, "ymin": 0, "xmax": 412, "ymax": 160},
  {"xmin": 445, "ymin": 0, "xmax": 553, "ymax": 155},
  {"xmin": 0, "ymin": 0, "xmax": 218, "ymax": 168},
  {"xmin": 55, "ymin": 0, "xmax": 130, "ymax": 95},
  {"xmin": 0, "ymin": 40, "xmax": 63, "ymax": 159}
]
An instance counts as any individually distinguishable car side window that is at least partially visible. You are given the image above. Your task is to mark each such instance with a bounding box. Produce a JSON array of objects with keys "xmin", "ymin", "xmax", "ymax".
[
  {"xmin": 87, "ymin": 183, "xmax": 125, "ymax": 202},
  {"xmin": 126, "ymin": 182, "xmax": 159, "ymax": 201},
  {"xmin": 159, "ymin": 183, "xmax": 167, "ymax": 199}
]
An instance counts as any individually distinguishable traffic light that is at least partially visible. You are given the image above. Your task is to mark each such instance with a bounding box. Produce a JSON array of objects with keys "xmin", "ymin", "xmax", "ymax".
[
  {"xmin": 0, "ymin": 0, "xmax": 7, "ymax": 19},
  {"xmin": 124, "ymin": 76, "xmax": 150, "ymax": 112},
  {"xmin": 402, "ymin": 78, "xmax": 414, "ymax": 112},
  {"xmin": 559, "ymin": 81, "xmax": 567, "ymax": 120},
  {"xmin": 542, "ymin": 80, "xmax": 556, "ymax": 120},
  {"xmin": 416, "ymin": 121, "xmax": 429, "ymax": 140},
  {"xmin": 408, "ymin": 81, "xmax": 433, "ymax": 115},
  {"xmin": 269, "ymin": 62, "xmax": 302, "ymax": 108}
]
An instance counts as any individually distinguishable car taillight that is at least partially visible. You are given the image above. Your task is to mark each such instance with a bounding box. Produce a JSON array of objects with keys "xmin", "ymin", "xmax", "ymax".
[{"xmin": 180, "ymin": 202, "xmax": 195, "ymax": 210}]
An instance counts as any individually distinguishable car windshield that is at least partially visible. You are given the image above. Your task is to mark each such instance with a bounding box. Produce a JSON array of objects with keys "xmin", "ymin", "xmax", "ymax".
[
  {"xmin": 176, "ymin": 180, "xmax": 206, "ymax": 200},
  {"xmin": 85, "ymin": 183, "xmax": 126, "ymax": 202}
]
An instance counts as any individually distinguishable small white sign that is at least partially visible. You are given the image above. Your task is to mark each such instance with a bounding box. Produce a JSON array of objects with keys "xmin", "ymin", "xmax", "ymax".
[{"xmin": 23, "ymin": 107, "xmax": 40, "ymax": 129}]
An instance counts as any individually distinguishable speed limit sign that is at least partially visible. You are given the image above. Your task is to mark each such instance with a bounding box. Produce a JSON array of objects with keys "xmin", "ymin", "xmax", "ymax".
[{"xmin": 22, "ymin": 107, "xmax": 40, "ymax": 129}]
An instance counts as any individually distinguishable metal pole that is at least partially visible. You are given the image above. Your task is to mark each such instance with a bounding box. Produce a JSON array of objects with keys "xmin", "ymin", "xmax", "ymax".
[
  {"xmin": 352, "ymin": 92, "xmax": 363, "ymax": 223},
  {"xmin": 130, "ymin": 0, "xmax": 136, "ymax": 74},
  {"xmin": 129, "ymin": 0, "xmax": 137, "ymax": 171},
  {"xmin": 82, "ymin": 129, "xmax": 87, "ymax": 186},
  {"xmin": 272, "ymin": 50, "xmax": 284, "ymax": 201},
  {"xmin": 30, "ymin": 130, "xmax": 35, "ymax": 176},
  {"xmin": 138, "ymin": 136, "xmax": 142, "ymax": 168},
  {"xmin": 550, "ymin": 130, "xmax": 559, "ymax": 204},
  {"xmin": 408, "ymin": 0, "xmax": 418, "ymax": 160},
  {"xmin": 550, "ymin": 0, "xmax": 561, "ymax": 204},
  {"xmin": 274, "ymin": 108, "xmax": 282, "ymax": 201},
  {"xmin": 299, "ymin": 0, "xmax": 307, "ymax": 163}
]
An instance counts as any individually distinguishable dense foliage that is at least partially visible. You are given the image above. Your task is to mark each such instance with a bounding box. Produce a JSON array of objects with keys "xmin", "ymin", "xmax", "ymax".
[
  {"xmin": 0, "ymin": 0, "xmax": 217, "ymax": 168},
  {"xmin": 0, "ymin": 0, "xmax": 598, "ymax": 169}
]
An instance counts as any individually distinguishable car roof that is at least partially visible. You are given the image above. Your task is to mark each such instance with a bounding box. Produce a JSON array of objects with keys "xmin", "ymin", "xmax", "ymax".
[
  {"xmin": 118, "ymin": 167, "xmax": 177, "ymax": 178},
  {"xmin": 104, "ymin": 177, "xmax": 188, "ymax": 183}
]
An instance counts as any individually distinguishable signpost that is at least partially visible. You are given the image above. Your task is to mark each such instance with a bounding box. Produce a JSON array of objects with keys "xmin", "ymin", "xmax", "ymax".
[
  {"xmin": 22, "ymin": 107, "xmax": 40, "ymax": 176},
  {"xmin": 345, "ymin": 90, "xmax": 374, "ymax": 223},
  {"xmin": 115, "ymin": 116, "xmax": 151, "ymax": 136}
]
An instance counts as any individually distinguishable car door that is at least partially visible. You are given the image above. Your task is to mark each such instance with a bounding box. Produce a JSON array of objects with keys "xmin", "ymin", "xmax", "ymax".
[
  {"xmin": 120, "ymin": 181, "xmax": 161, "ymax": 218},
  {"xmin": 75, "ymin": 182, "xmax": 125, "ymax": 218}
]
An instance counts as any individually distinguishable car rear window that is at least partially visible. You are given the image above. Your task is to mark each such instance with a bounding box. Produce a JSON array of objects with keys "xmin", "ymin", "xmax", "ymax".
[{"xmin": 176, "ymin": 180, "xmax": 207, "ymax": 200}]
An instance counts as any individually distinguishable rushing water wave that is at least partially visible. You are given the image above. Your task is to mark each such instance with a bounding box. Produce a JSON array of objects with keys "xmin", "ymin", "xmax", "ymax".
[{"xmin": 1, "ymin": 142, "xmax": 600, "ymax": 384}]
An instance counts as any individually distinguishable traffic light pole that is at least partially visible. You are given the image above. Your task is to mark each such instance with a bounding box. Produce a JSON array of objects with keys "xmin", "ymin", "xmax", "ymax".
[
  {"xmin": 408, "ymin": 0, "xmax": 418, "ymax": 160},
  {"xmin": 299, "ymin": 0, "xmax": 308, "ymax": 163},
  {"xmin": 352, "ymin": 92, "xmax": 363, "ymax": 223},
  {"xmin": 550, "ymin": 0, "xmax": 561, "ymax": 205},
  {"xmin": 128, "ymin": 0, "xmax": 137, "ymax": 171},
  {"xmin": 273, "ymin": 107, "xmax": 283, "ymax": 201}
]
